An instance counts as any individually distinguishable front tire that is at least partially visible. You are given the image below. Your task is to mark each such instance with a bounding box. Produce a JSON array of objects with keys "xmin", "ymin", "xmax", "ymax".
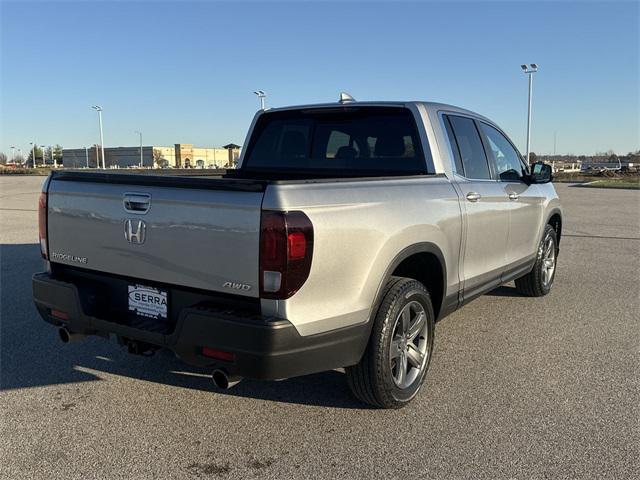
[
  {"xmin": 346, "ymin": 277, "xmax": 435, "ymax": 409},
  {"xmin": 515, "ymin": 224, "xmax": 558, "ymax": 297}
]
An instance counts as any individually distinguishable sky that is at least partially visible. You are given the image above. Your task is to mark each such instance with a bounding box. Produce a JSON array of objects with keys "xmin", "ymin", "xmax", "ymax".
[{"xmin": 1, "ymin": 0, "xmax": 638, "ymax": 157}]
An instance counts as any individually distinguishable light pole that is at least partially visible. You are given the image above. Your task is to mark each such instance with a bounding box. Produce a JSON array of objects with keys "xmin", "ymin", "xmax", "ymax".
[
  {"xmin": 253, "ymin": 90, "xmax": 266, "ymax": 110},
  {"xmin": 135, "ymin": 130, "xmax": 143, "ymax": 167},
  {"xmin": 85, "ymin": 146, "xmax": 89, "ymax": 168},
  {"xmin": 30, "ymin": 142, "xmax": 36, "ymax": 167},
  {"xmin": 10, "ymin": 146, "xmax": 15, "ymax": 162},
  {"xmin": 520, "ymin": 64, "xmax": 538, "ymax": 165},
  {"xmin": 92, "ymin": 105, "xmax": 105, "ymax": 168}
]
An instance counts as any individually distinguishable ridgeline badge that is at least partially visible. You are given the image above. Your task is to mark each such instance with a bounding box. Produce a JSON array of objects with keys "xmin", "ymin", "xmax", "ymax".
[{"xmin": 50, "ymin": 252, "xmax": 88, "ymax": 264}]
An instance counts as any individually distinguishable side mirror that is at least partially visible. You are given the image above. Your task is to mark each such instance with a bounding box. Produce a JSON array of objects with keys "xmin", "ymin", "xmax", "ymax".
[{"xmin": 529, "ymin": 162, "xmax": 553, "ymax": 184}]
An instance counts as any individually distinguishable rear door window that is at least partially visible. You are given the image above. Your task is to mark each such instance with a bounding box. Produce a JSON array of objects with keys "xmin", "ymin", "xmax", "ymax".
[
  {"xmin": 445, "ymin": 115, "xmax": 491, "ymax": 180},
  {"xmin": 325, "ymin": 130, "xmax": 359, "ymax": 158},
  {"xmin": 312, "ymin": 125, "xmax": 363, "ymax": 160}
]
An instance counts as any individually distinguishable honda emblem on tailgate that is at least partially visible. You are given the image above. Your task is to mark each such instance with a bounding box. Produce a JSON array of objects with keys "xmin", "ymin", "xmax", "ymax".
[{"xmin": 124, "ymin": 219, "xmax": 146, "ymax": 244}]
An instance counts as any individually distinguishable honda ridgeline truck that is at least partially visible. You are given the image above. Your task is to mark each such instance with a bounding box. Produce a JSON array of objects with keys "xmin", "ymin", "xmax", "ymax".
[{"xmin": 33, "ymin": 97, "xmax": 562, "ymax": 408}]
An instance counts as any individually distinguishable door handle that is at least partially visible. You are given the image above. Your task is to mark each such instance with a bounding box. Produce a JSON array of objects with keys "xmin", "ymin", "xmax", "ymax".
[
  {"xmin": 508, "ymin": 192, "xmax": 519, "ymax": 201},
  {"xmin": 123, "ymin": 193, "xmax": 151, "ymax": 214},
  {"xmin": 466, "ymin": 192, "xmax": 481, "ymax": 202}
]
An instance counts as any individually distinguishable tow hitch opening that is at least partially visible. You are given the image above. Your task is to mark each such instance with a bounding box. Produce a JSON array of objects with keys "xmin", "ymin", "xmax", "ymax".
[{"xmin": 120, "ymin": 338, "xmax": 159, "ymax": 357}]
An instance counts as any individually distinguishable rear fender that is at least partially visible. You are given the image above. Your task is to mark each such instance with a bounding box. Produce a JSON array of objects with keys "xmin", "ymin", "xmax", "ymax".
[{"xmin": 369, "ymin": 242, "xmax": 448, "ymax": 322}]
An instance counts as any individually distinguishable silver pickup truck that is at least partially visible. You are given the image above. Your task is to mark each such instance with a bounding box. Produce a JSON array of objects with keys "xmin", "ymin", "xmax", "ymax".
[{"xmin": 33, "ymin": 98, "xmax": 562, "ymax": 408}]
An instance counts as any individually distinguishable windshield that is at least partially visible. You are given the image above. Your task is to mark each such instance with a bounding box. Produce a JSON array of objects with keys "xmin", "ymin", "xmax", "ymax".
[{"xmin": 241, "ymin": 107, "xmax": 427, "ymax": 176}]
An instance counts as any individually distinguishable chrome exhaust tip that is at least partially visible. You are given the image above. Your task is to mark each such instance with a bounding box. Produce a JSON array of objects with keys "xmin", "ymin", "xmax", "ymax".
[
  {"xmin": 58, "ymin": 327, "xmax": 86, "ymax": 344},
  {"xmin": 212, "ymin": 369, "xmax": 242, "ymax": 389}
]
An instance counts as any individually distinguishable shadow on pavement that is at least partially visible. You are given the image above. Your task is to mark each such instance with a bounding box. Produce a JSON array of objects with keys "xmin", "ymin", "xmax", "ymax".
[
  {"xmin": 0, "ymin": 243, "xmax": 365, "ymax": 409},
  {"xmin": 485, "ymin": 285, "xmax": 522, "ymax": 297}
]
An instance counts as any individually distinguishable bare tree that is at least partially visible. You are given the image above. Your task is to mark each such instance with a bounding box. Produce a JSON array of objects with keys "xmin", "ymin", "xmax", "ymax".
[
  {"xmin": 0, "ymin": 152, "xmax": 7, "ymax": 165},
  {"xmin": 45, "ymin": 146, "xmax": 54, "ymax": 165},
  {"xmin": 153, "ymin": 149, "xmax": 168, "ymax": 168}
]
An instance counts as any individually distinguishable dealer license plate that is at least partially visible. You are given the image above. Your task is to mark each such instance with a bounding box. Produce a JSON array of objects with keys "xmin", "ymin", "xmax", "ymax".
[{"xmin": 128, "ymin": 284, "xmax": 168, "ymax": 319}]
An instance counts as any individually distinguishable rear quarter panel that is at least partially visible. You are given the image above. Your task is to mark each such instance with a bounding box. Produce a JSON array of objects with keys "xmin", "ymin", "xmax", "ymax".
[{"xmin": 262, "ymin": 177, "xmax": 462, "ymax": 336}]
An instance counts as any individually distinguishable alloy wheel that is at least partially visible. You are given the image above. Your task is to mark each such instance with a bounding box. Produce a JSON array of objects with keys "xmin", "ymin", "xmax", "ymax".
[
  {"xmin": 541, "ymin": 236, "xmax": 556, "ymax": 287},
  {"xmin": 389, "ymin": 301, "xmax": 430, "ymax": 389}
]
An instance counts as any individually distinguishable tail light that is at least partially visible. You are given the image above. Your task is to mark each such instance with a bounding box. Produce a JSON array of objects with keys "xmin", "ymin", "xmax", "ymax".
[
  {"xmin": 50, "ymin": 309, "xmax": 69, "ymax": 320},
  {"xmin": 260, "ymin": 211, "xmax": 313, "ymax": 299},
  {"xmin": 38, "ymin": 191, "xmax": 48, "ymax": 259},
  {"xmin": 202, "ymin": 347, "xmax": 235, "ymax": 362}
]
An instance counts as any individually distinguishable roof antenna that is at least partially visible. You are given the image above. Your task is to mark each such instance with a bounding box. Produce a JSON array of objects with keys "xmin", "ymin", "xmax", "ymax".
[{"xmin": 339, "ymin": 92, "xmax": 356, "ymax": 104}]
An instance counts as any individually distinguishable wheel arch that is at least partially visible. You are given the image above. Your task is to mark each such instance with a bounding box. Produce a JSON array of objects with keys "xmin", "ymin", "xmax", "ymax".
[
  {"xmin": 371, "ymin": 242, "xmax": 447, "ymax": 322},
  {"xmin": 546, "ymin": 209, "xmax": 562, "ymax": 244}
]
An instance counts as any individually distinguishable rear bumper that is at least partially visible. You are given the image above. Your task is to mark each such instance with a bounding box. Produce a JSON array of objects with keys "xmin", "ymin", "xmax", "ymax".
[{"xmin": 32, "ymin": 272, "xmax": 370, "ymax": 380}]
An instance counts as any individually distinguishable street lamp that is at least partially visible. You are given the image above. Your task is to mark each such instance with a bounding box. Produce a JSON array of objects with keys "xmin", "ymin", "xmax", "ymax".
[
  {"xmin": 92, "ymin": 105, "xmax": 105, "ymax": 168},
  {"xmin": 10, "ymin": 146, "xmax": 15, "ymax": 162},
  {"xmin": 253, "ymin": 90, "xmax": 266, "ymax": 110},
  {"xmin": 135, "ymin": 130, "xmax": 143, "ymax": 168},
  {"xmin": 520, "ymin": 63, "xmax": 538, "ymax": 165},
  {"xmin": 30, "ymin": 142, "xmax": 36, "ymax": 167},
  {"xmin": 85, "ymin": 146, "xmax": 89, "ymax": 168}
]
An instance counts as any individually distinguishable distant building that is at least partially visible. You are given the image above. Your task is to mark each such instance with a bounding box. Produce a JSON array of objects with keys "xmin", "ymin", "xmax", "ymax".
[
  {"xmin": 62, "ymin": 143, "xmax": 241, "ymax": 169},
  {"xmin": 63, "ymin": 146, "xmax": 153, "ymax": 168},
  {"xmin": 153, "ymin": 144, "xmax": 241, "ymax": 169}
]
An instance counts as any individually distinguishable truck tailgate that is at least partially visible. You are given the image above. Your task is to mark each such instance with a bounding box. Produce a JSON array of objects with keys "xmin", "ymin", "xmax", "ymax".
[{"xmin": 46, "ymin": 174, "xmax": 264, "ymax": 297}]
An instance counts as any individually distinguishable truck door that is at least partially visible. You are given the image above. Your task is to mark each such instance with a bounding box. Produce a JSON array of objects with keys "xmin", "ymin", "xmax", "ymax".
[
  {"xmin": 477, "ymin": 121, "xmax": 545, "ymax": 275},
  {"xmin": 443, "ymin": 114, "xmax": 509, "ymax": 299}
]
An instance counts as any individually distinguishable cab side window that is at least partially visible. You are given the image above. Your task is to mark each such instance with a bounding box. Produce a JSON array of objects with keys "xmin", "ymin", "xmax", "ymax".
[
  {"xmin": 479, "ymin": 123, "xmax": 525, "ymax": 181},
  {"xmin": 445, "ymin": 115, "xmax": 491, "ymax": 180}
]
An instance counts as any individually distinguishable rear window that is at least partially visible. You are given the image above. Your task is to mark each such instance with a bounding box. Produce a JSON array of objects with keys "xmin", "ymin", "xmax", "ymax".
[
  {"xmin": 445, "ymin": 115, "xmax": 491, "ymax": 180},
  {"xmin": 241, "ymin": 107, "xmax": 427, "ymax": 175}
]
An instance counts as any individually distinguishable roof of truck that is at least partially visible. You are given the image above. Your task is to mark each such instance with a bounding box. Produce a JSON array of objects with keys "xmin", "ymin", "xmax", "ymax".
[{"xmin": 262, "ymin": 100, "xmax": 493, "ymax": 124}]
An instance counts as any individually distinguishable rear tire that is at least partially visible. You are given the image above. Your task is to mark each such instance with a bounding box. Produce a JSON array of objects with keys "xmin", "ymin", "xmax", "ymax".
[
  {"xmin": 346, "ymin": 276, "xmax": 435, "ymax": 409},
  {"xmin": 515, "ymin": 224, "xmax": 558, "ymax": 297}
]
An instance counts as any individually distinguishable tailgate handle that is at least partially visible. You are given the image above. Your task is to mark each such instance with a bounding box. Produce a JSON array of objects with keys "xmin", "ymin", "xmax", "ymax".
[{"xmin": 123, "ymin": 193, "xmax": 151, "ymax": 214}]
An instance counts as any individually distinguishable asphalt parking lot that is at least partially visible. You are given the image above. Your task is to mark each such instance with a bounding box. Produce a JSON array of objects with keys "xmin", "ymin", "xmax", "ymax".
[{"xmin": 1, "ymin": 176, "xmax": 638, "ymax": 479}]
